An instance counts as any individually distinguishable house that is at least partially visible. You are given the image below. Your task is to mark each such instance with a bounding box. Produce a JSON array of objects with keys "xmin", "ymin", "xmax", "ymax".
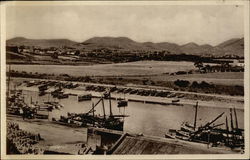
[
  {"xmin": 67, "ymin": 51, "xmax": 76, "ymax": 55},
  {"xmin": 230, "ymin": 59, "xmax": 244, "ymax": 67}
]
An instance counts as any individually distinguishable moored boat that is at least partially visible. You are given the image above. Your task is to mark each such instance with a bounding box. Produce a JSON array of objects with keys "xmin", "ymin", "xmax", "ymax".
[
  {"xmin": 78, "ymin": 94, "xmax": 92, "ymax": 102},
  {"xmin": 117, "ymin": 100, "xmax": 128, "ymax": 107}
]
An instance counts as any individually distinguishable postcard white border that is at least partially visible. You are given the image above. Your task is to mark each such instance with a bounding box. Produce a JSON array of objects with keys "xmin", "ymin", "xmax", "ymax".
[{"xmin": 1, "ymin": 0, "xmax": 249, "ymax": 159}]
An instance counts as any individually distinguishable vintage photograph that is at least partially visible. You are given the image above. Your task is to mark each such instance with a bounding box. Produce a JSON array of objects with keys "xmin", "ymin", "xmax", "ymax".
[{"xmin": 1, "ymin": 0, "xmax": 249, "ymax": 158}]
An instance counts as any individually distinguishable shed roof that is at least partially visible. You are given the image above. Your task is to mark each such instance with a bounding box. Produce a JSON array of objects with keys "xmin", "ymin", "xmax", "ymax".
[{"xmin": 111, "ymin": 134, "xmax": 233, "ymax": 154}]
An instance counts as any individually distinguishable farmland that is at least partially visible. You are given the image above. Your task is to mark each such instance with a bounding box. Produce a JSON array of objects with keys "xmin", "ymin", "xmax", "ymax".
[
  {"xmin": 129, "ymin": 72, "xmax": 244, "ymax": 86},
  {"xmin": 9, "ymin": 60, "xmax": 243, "ymax": 86},
  {"xmin": 9, "ymin": 61, "xmax": 196, "ymax": 76}
]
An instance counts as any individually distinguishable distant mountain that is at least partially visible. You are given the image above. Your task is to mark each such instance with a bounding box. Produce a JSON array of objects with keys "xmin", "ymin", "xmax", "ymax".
[
  {"xmin": 215, "ymin": 38, "xmax": 244, "ymax": 56},
  {"xmin": 77, "ymin": 36, "xmax": 143, "ymax": 50},
  {"xmin": 6, "ymin": 37, "xmax": 77, "ymax": 48},
  {"xmin": 179, "ymin": 42, "xmax": 216, "ymax": 55},
  {"xmin": 180, "ymin": 42, "xmax": 201, "ymax": 54},
  {"xmin": 7, "ymin": 36, "xmax": 244, "ymax": 57},
  {"xmin": 78, "ymin": 37, "xmax": 184, "ymax": 53},
  {"xmin": 143, "ymin": 42, "xmax": 181, "ymax": 53}
]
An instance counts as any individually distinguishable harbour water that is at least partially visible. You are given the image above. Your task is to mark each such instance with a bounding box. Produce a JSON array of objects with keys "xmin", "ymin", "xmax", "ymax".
[{"xmin": 20, "ymin": 89, "xmax": 244, "ymax": 137}]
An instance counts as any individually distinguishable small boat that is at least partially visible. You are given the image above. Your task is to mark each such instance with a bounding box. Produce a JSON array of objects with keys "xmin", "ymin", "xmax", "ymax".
[
  {"xmin": 38, "ymin": 84, "xmax": 48, "ymax": 91},
  {"xmin": 35, "ymin": 111, "xmax": 49, "ymax": 119},
  {"xmin": 38, "ymin": 104, "xmax": 53, "ymax": 111},
  {"xmin": 51, "ymin": 88, "xmax": 63, "ymax": 97},
  {"xmin": 165, "ymin": 132, "xmax": 176, "ymax": 139},
  {"xmin": 39, "ymin": 91, "xmax": 46, "ymax": 96},
  {"xmin": 57, "ymin": 93, "xmax": 69, "ymax": 99},
  {"xmin": 52, "ymin": 118, "xmax": 85, "ymax": 128},
  {"xmin": 172, "ymin": 99, "xmax": 180, "ymax": 103},
  {"xmin": 78, "ymin": 94, "xmax": 92, "ymax": 102},
  {"xmin": 117, "ymin": 100, "xmax": 128, "ymax": 107},
  {"xmin": 177, "ymin": 94, "xmax": 185, "ymax": 98},
  {"xmin": 26, "ymin": 81, "xmax": 36, "ymax": 87},
  {"xmin": 44, "ymin": 101, "xmax": 64, "ymax": 109},
  {"xmin": 175, "ymin": 130, "xmax": 190, "ymax": 137}
]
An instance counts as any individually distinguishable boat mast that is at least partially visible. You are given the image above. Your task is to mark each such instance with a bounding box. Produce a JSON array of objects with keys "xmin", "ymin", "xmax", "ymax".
[
  {"xmin": 102, "ymin": 97, "xmax": 106, "ymax": 119},
  {"xmin": 229, "ymin": 108, "xmax": 235, "ymax": 143},
  {"xmin": 48, "ymin": 92, "xmax": 50, "ymax": 102},
  {"xmin": 229, "ymin": 108, "xmax": 234, "ymax": 131},
  {"xmin": 233, "ymin": 107, "xmax": 238, "ymax": 129},
  {"xmin": 92, "ymin": 102, "xmax": 95, "ymax": 127},
  {"xmin": 109, "ymin": 92, "xmax": 113, "ymax": 116},
  {"xmin": 225, "ymin": 116, "xmax": 229, "ymax": 145},
  {"xmin": 193, "ymin": 101, "xmax": 198, "ymax": 130}
]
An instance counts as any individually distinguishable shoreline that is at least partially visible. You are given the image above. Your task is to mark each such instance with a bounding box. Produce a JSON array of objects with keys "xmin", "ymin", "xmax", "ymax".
[
  {"xmin": 7, "ymin": 115, "xmax": 240, "ymax": 154},
  {"xmin": 11, "ymin": 77, "xmax": 244, "ymax": 110}
]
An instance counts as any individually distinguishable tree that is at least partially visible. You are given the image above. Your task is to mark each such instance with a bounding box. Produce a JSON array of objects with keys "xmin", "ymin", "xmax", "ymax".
[
  {"xmin": 75, "ymin": 50, "xmax": 80, "ymax": 56},
  {"xmin": 194, "ymin": 61, "xmax": 204, "ymax": 72},
  {"xmin": 204, "ymin": 64, "xmax": 211, "ymax": 73},
  {"xmin": 174, "ymin": 79, "xmax": 190, "ymax": 88},
  {"xmin": 51, "ymin": 52, "xmax": 58, "ymax": 59}
]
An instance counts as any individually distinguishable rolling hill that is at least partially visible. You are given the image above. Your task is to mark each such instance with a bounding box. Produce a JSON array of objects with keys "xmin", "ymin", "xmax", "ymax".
[
  {"xmin": 6, "ymin": 37, "xmax": 77, "ymax": 48},
  {"xmin": 6, "ymin": 37, "xmax": 244, "ymax": 57},
  {"xmin": 215, "ymin": 38, "xmax": 244, "ymax": 56}
]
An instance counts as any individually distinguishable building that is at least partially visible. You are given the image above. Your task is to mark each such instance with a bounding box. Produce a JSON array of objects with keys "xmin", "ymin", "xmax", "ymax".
[{"xmin": 230, "ymin": 59, "xmax": 244, "ymax": 67}]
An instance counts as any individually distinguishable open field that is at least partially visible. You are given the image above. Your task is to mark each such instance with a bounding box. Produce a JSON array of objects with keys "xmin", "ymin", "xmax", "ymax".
[
  {"xmin": 127, "ymin": 72, "xmax": 244, "ymax": 86},
  {"xmin": 9, "ymin": 61, "xmax": 196, "ymax": 76},
  {"xmin": 9, "ymin": 61, "xmax": 243, "ymax": 86},
  {"xmin": 8, "ymin": 60, "xmax": 244, "ymax": 96}
]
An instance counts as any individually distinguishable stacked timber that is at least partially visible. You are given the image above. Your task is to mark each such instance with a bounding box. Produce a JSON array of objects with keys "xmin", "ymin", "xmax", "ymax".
[{"xmin": 7, "ymin": 122, "xmax": 44, "ymax": 154}]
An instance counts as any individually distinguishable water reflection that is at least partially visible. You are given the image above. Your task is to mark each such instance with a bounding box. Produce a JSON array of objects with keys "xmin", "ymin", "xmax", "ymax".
[{"xmin": 21, "ymin": 90, "xmax": 244, "ymax": 137}]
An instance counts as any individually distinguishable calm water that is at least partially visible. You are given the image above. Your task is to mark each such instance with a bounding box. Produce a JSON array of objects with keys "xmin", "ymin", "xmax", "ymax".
[{"xmin": 21, "ymin": 90, "xmax": 244, "ymax": 137}]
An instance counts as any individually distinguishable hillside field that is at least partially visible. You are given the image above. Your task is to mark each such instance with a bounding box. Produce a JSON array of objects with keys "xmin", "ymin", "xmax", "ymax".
[
  {"xmin": 131, "ymin": 72, "xmax": 244, "ymax": 86},
  {"xmin": 9, "ymin": 61, "xmax": 195, "ymax": 76},
  {"xmin": 8, "ymin": 60, "xmax": 243, "ymax": 86}
]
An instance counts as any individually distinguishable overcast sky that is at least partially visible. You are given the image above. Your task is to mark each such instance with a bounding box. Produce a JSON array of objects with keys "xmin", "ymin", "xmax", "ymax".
[{"xmin": 6, "ymin": 4, "xmax": 244, "ymax": 46}]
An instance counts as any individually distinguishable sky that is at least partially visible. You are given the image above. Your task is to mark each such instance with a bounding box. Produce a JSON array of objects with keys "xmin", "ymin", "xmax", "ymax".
[{"xmin": 6, "ymin": 4, "xmax": 244, "ymax": 46}]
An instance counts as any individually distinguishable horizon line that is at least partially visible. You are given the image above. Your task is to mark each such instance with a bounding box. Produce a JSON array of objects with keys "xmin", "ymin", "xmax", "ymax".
[{"xmin": 6, "ymin": 36, "xmax": 244, "ymax": 47}]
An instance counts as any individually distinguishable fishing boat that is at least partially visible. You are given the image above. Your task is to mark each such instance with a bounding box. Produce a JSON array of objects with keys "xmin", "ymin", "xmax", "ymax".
[
  {"xmin": 53, "ymin": 92, "xmax": 128, "ymax": 131},
  {"xmin": 57, "ymin": 94, "xmax": 69, "ymax": 99},
  {"xmin": 165, "ymin": 102, "xmax": 244, "ymax": 149}
]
